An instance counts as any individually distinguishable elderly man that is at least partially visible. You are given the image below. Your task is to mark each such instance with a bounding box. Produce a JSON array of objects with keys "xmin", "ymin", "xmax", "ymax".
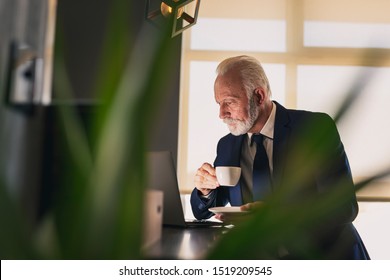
[{"xmin": 190, "ymin": 55, "xmax": 369, "ymax": 259}]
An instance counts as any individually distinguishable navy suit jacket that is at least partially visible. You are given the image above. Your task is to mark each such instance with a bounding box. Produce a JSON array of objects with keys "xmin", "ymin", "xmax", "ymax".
[{"xmin": 191, "ymin": 102, "xmax": 370, "ymax": 259}]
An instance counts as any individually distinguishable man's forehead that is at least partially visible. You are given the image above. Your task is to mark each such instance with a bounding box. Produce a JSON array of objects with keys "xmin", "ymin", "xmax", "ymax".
[{"xmin": 214, "ymin": 86, "xmax": 246, "ymax": 103}]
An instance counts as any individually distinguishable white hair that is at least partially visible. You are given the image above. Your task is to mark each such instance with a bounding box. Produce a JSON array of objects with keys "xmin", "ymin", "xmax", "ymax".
[{"xmin": 216, "ymin": 55, "xmax": 272, "ymax": 99}]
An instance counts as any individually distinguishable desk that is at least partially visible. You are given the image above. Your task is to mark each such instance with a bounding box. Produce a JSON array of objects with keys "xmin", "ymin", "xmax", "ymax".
[{"xmin": 144, "ymin": 226, "xmax": 230, "ymax": 259}]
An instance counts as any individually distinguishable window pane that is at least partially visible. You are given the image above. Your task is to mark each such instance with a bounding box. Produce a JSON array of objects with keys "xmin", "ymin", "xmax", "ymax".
[
  {"xmin": 191, "ymin": 18, "xmax": 286, "ymax": 52},
  {"xmin": 304, "ymin": 0, "xmax": 390, "ymax": 23},
  {"xmin": 200, "ymin": 0, "xmax": 286, "ymax": 19},
  {"xmin": 297, "ymin": 65, "xmax": 390, "ymax": 179},
  {"xmin": 304, "ymin": 21, "xmax": 390, "ymax": 48},
  {"xmin": 187, "ymin": 61, "xmax": 222, "ymax": 187},
  {"xmin": 354, "ymin": 202, "xmax": 390, "ymax": 260}
]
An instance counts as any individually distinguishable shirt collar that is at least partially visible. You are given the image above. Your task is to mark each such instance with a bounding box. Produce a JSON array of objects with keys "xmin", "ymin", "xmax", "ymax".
[
  {"xmin": 260, "ymin": 101, "xmax": 276, "ymax": 140},
  {"xmin": 247, "ymin": 102, "xmax": 276, "ymax": 140}
]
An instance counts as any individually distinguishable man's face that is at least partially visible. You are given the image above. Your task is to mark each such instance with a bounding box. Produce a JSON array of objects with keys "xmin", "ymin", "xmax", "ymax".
[{"xmin": 214, "ymin": 71, "xmax": 259, "ymax": 136}]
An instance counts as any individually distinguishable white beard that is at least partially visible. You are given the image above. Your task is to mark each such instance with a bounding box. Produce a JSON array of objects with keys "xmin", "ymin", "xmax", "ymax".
[{"xmin": 223, "ymin": 96, "xmax": 259, "ymax": 136}]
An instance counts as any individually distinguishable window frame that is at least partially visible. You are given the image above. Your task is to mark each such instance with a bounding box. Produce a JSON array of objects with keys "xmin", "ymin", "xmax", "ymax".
[{"xmin": 178, "ymin": 0, "xmax": 390, "ymax": 201}]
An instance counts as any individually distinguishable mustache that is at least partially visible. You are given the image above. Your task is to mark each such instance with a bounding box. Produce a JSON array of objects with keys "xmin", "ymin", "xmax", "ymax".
[{"xmin": 223, "ymin": 118, "xmax": 239, "ymax": 125}]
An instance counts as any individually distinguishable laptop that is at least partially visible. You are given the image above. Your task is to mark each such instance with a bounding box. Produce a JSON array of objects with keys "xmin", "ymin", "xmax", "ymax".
[{"xmin": 146, "ymin": 151, "xmax": 222, "ymax": 227}]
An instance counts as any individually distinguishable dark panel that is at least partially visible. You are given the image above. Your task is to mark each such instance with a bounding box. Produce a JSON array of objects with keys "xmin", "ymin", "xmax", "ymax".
[
  {"xmin": 53, "ymin": 0, "xmax": 181, "ymax": 160},
  {"xmin": 0, "ymin": 0, "xmax": 182, "ymax": 227},
  {"xmin": 0, "ymin": 0, "xmax": 49, "ymax": 230}
]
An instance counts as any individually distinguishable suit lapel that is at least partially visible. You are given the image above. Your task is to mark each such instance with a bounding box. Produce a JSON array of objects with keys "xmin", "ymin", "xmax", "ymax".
[
  {"xmin": 272, "ymin": 102, "xmax": 291, "ymax": 189},
  {"xmin": 229, "ymin": 135, "xmax": 245, "ymax": 205}
]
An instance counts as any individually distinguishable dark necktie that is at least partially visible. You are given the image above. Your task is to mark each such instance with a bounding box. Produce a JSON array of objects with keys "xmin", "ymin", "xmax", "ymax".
[{"xmin": 251, "ymin": 134, "xmax": 272, "ymax": 201}]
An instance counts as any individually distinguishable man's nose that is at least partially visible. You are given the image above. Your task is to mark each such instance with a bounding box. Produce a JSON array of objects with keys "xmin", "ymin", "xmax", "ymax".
[{"xmin": 219, "ymin": 104, "xmax": 229, "ymax": 119}]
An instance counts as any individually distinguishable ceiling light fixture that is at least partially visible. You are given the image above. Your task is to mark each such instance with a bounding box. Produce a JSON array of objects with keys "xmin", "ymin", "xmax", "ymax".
[{"xmin": 145, "ymin": 0, "xmax": 201, "ymax": 38}]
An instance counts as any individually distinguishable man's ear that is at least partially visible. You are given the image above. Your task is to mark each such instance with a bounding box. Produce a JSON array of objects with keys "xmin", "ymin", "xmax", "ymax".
[{"xmin": 254, "ymin": 87, "xmax": 266, "ymax": 104}]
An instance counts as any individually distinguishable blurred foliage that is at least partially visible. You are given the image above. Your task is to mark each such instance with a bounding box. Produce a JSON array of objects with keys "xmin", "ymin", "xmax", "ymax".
[
  {"xmin": 0, "ymin": 0, "xmax": 177, "ymax": 259},
  {"xmin": 49, "ymin": 0, "xmax": 179, "ymax": 259}
]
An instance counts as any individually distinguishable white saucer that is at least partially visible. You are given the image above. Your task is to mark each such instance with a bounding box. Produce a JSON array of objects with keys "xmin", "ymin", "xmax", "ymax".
[{"xmin": 209, "ymin": 206, "xmax": 249, "ymax": 214}]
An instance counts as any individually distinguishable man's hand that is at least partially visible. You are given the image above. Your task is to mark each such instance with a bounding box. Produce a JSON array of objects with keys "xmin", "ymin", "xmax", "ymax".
[
  {"xmin": 240, "ymin": 201, "xmax": 264, "ymax": 211},
  {"xmin": 215, "ymin": 202, "xmax": 264, "ymax": 224},
  {"xmin": 214, "ymin": 211, "xmax": 250, "ymax": 225},
  {"xmin": 194, "ymin": 162, "xmax": 220, "ymax": 196}
]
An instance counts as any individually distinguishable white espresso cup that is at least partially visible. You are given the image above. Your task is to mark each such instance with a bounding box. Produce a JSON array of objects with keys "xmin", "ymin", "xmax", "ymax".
[{"xmin": 215, "ymin": 166, "xmax": 241, "ymax": 187}]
